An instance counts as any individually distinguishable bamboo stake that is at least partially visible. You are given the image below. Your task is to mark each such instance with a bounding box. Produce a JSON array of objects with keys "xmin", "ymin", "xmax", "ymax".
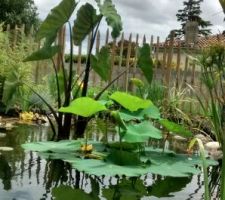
[
  {"xmin": 176, "ymin": 41, "xmax": 181, "ymax": 89},
  {"xmin": 117, "ymin": 32, "xmax": 124, "ymax": 87},
  {"xmin": 109, "ymin": 38, "xmax": 116, "ymax": 83},
  {"xmin": 124, "ymin": 34, "xmax": 132, "ymax": 91}
]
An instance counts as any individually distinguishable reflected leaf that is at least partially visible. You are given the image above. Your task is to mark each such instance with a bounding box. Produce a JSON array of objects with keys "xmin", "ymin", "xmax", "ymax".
[{"xmin": 52, "ymin": 185, "xmax": 96, "ymax": 200}]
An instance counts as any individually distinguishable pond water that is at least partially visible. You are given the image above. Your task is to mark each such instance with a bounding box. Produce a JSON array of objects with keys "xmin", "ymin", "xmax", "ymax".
[{"xmin": 0, "ymin": 122, "xmax": 220, "ymax": 200}]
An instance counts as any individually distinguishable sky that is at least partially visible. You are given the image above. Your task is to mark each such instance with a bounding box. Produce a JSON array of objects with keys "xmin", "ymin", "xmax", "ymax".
[{"xmin": 34, "ymin": 0, "xmax": 225, "ymax": 48}]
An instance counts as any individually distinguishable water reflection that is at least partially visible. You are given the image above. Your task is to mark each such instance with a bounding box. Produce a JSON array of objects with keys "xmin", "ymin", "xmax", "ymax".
[
  {"xmin": 0, "ymin": 155, "xmax": 12, "ymax": 190},
  {"xmin": 0, "ymin": 122, "xmax": 221, "ymax": 200}
]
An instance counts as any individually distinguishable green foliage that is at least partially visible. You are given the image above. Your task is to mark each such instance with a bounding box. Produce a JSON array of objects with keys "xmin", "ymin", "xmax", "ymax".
[
  {"xmin": 21, "ymin": 140, "xmax": 218, "ymax": 177},
  {"xmin": 73, "ymin": 3, "xmax": 101, "ymax": 45},
  {"xmin": 91, "ymin": 47, "xmax": 111, "ymax": 81},
  {"xmin": 123, "ymin": 121, "xmax": 162, "ymax": 143},
  {"xmin": 110, "ymin": 91, "xmax": 152, "ymax": 112},
  {"xmin": 137, "ymin": 44, "xmax": 154, "ymax": 84},
  {"xmin": 0, "ymin": 29, "xmax": 35, "ymax": 111},
  {"xmin": 0, "ymin": 0, "xmax": 39, "ymax": 32},
  {"xmin": 59, "ymin": 97, "xmax": 106, "ymax": 117},
  {"xmin": 159, "ymin": 119, "xmax": 192, "ymax": 138},
  {"xmin": 24, "ymin": 46, "xmax": 61, "ymax": 61}
]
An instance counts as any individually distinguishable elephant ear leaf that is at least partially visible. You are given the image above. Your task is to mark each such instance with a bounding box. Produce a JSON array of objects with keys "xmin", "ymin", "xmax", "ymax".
[
  {"xmin": 96, "ymin": 0, "xmax": 122, "ymax": 38},
  {"xmin": 24, "ymin": 46, "xmax": 61, "ymax": 62},
  {"xmin": 73, "ymin": 3, "xmax": 102, "ymax": 45},
  {"xmin": 91, "ymin": 46, "xmax": 111, "ymax": 81},
  {"xmin": 137, "ymin": 44, "xmax": 154, "ymax": 84},
  {"xmin": 36, "ymin": 0, "xmax": 77, "ymax": 44}
]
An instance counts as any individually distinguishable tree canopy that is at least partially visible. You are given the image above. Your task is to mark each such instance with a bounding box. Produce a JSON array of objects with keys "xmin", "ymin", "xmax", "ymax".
[
  {"xmin": 0, "ymin": 0, "xmax": 39, "ymax": 32},
  {"xmin": 175, "ymin": 0, "xmax": 212, "ymax": 37}
]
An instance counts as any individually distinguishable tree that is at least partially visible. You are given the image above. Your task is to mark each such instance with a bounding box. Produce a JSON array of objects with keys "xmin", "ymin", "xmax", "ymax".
[
  {"xmin": 0, "ymin": 0, "xmax": 39, "ymax": 32},
  {"xmin": 175, "ymin": 0, "xmax": 212, "ymax": 37}
]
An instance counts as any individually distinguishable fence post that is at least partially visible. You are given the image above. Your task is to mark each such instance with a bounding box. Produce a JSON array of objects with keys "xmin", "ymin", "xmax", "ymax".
[
  {"xmin": 117, "ymin": 32, "xmax": 124, "ymax": 87},
  {"xmin": 176, "ymin": 40, "xmax": 181, "ymax": 89},
  {"xmin": 124, "ymin": 34, "xmax": 132, "ymax": 92}
]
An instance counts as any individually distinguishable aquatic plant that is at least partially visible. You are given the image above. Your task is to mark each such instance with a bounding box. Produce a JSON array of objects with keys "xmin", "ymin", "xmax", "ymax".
[
  {"xmin": 23, "ymin": 0, "xmax": 154, "ymax": 140},
  {"xmin": 22, "ymin": 91, "xmax": 217, "ymax": 178}
]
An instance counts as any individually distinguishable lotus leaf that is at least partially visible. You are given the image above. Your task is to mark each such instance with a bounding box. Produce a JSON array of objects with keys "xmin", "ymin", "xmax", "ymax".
[
  {"xmin": 59, "ymin": 97, "xmax": 106, "ymax": 117},
  {"xmin": 22, "ymin": 140, "xmax": 83, "ymax": 153},
  {"xmin": 110, "ymin": 92, "xmax": 152, "ymax": 112},
  {"xmin": 122, "ymin": 121, "xmax": 162, "ymax": 143},
  {"xmin": 21, "ymin": 141, "xmax": 218, "ymax": 177}
]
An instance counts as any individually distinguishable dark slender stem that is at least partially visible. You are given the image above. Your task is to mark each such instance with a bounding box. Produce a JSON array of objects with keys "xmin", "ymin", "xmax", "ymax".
[
  {"xmin": 95, "ymin": 70, "xmax": 127, "ymax": 100},
  {"xmin": 81, "ymin": 19, "xmax": 102, "ymax": 97},
  {"xmin": 65, "ymin": 22, "xmax": 74, "ymax": 106},
  {"xmin": 23, "ymin": 82, "xmax": 59, "ymax": 124},
  {"xmin": 60, "ymin": 53, "xmax": 68, "ymax": 100},
  {"xmin": 47, "ymin": 115, "xmax": 57, "ymax": 141},
  {"xmin": 51, "ymin": 58, "xmax": 61, "ymax": 108}
]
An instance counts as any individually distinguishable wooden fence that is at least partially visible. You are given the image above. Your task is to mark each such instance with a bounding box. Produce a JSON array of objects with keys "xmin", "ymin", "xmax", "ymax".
[{"xmin": 3, "ymin": 25, "xmax": 210, "ymax": 114}]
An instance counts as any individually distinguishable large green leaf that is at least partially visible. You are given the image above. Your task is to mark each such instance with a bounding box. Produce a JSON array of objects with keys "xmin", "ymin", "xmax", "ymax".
[
  {"xmin": 137, "ymin": 44, "xmax": 154, "ymax": 84},
  {"xmin": 36, "ymin": 0, "xmax": 77, "ymax": 43},
  {"xmin": 119, "ymin": 105, "xmax": 161, "ymax": 121},
  {"xmin": 122, "ymin": 121, "xmax": 162, "ymax": 143},
  {"xmin": 24, "ymin": 46, "xmax": 60, "ymax": 61},
  {"xmin": 59, "ymin": 97, "xmax": 106, "ymax": 117},
  {"xmin": 110, "ymin": 92, "xmax": 152, "ymax": 112},
  {"xmin": 91, "ymin": 47, "xmax": 111, "ymax": 81},
  {"xmin": 73, "ymin": 3, "xmax": 102, "ymax": 45},
  {"xmin": 21, "ymin": 140, "xmax": 218, "ymax": 177},
  {"xmin": 96, "ymin": 0, "xmax": 122, "ymax": 38},
  {"xmin": 22, "ymin": 140, "xmax": 82, "ymax": 153},
  {"xmin": 159, "ymin": 119, "xmax": 193, "ymax": 138}
]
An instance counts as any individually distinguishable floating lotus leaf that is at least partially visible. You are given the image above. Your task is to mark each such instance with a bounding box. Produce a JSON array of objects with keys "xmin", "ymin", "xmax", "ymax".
[
  {"xmin": 59, "ymin": 97, "xmax": 106, "ymax": 117},
  {"xmin": 22, "ymin": 140, "xmax": 83, "ymax": 153},
  {"xmin": 110, "ymin": 92, "xmax": 152, "ymax": 112},
  {"xmin": 21, "ymin": 141, "xmax": 218, "ymax": 177}
]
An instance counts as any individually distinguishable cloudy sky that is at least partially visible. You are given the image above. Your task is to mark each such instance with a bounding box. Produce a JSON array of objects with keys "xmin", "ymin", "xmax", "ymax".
[{"xmin": 34, "ymin": 0, "xmax": 225, "ymax": 45}]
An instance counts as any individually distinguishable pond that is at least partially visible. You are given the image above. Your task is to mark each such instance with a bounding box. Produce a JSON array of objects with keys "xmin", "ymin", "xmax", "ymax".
[{"xmin": 0, "ymin": 122, "xmax": 220, "ymax": 200}]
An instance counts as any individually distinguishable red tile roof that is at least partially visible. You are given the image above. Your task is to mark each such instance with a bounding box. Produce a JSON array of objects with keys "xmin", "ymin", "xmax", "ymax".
[{"xmin": 155, "ymin": 34, "xmax": 225, "ymax": 49}]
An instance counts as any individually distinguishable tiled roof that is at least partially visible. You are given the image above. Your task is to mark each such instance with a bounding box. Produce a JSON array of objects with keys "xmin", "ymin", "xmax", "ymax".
[{"xmin": 155, "ymin": 34, "xmax": 225, "ymax": 49}]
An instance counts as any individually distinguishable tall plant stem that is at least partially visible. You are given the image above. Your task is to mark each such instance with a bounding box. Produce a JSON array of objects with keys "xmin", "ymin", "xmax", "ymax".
[
  {"xmin": 81, "ymin": 20, "xmax": 101, "ymax": 97},
  {"xmin": 64, "ymin": 22, "xmax": 74, "ymax": 106},
  {"xmin": 221, "ymin": 144, "xmax": 225, "ymax": 200}
]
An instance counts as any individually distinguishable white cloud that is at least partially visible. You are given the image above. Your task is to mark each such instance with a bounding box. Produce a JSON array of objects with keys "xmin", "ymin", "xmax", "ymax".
[{"xmin": 34, "ymin": 0, "xmax": 225, "ymax": 50}]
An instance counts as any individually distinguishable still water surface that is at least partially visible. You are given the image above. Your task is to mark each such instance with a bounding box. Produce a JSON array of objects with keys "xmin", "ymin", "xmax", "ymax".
[{"xmin": 0, "ymin": 123, "xmax": 220, "ymax": 200}]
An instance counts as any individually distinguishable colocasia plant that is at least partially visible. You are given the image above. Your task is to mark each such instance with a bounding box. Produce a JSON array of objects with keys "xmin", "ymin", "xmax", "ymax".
[{"xmin": 24, "ymin": 0, "xmax": 154, "ymax": 140}]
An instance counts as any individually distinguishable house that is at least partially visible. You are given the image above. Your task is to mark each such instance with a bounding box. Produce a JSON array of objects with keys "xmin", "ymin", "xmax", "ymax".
[{"xmin": 153, "ymin": 33, "xmax": 225, "ymax": 70}]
